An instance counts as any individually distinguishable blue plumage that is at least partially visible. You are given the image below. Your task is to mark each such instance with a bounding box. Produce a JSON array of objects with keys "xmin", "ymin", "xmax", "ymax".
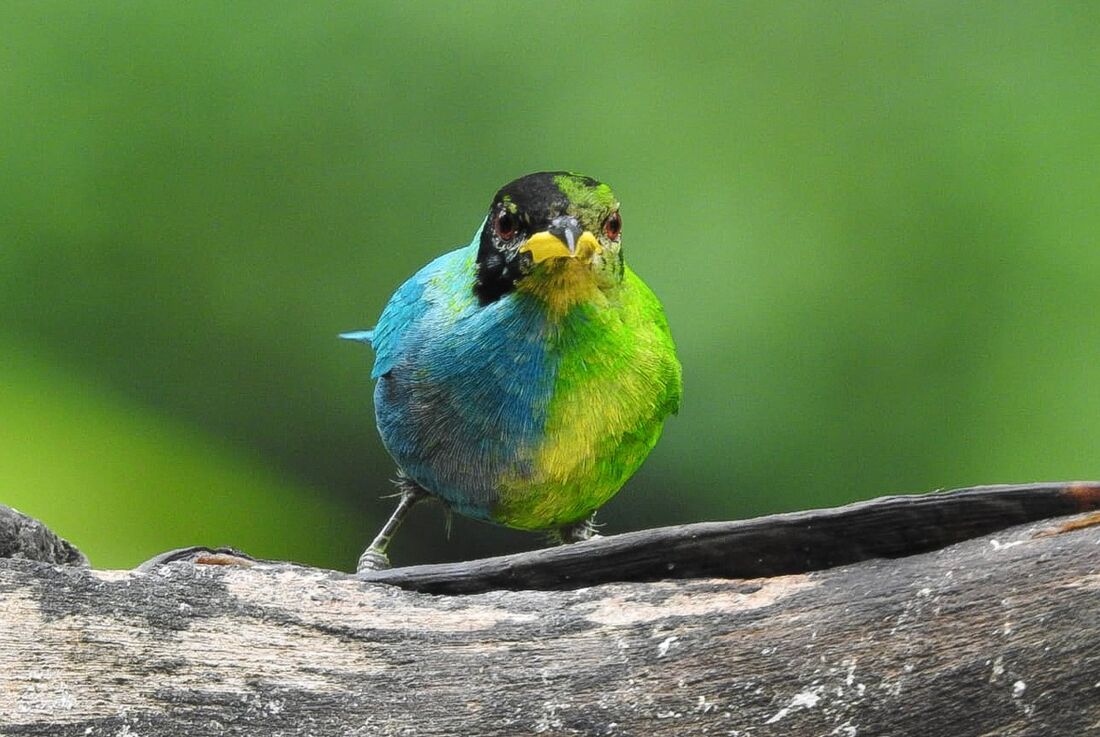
[
  {"xmin": 338, "ymin": 330, "xmax": 374, "ymax": 345},
  {"xmin": 349, "ymin": 239, "xmax": 560, "ymax": 520}
]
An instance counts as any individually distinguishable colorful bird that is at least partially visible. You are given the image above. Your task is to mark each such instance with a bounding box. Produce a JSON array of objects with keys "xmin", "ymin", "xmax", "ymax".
[{"xmin": 343, "ymin": 172, "xmax": 682, "ymax": 571}]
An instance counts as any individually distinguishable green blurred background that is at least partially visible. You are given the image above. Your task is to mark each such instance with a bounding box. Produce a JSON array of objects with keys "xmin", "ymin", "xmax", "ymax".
[{"xmin": 2, "ymin": 2, "xmax": 1098, "ymax": 570}]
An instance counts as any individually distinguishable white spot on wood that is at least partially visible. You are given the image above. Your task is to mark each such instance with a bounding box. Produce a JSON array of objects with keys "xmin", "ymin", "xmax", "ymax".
[
  {"xmin": 989, "ymin": 539, "xmax": 1024, "ymax": 551},
  {"xmin": 657, "ymin": 636, "xmax": 678, "ymax": 658},
  {"xmin": 990, "ymin": 656, "xmax": 1005, "ymax": 682},
  {"xmin": 585, "ymin": 576, "xmax": 816, "ymax": 626},
  {"xmin": 222, "ymin": 570, "xmax": 536, "ymax": 632},
  {"xmin": 764, "ymin": 687, "xmax": 821, "ymax": 724},
  {"xmin": 696, "ymin": 695, "xmax": 717, "ymax": 713},
  {"xmin": 1012, "ymin": 680, "xmax": 1026, "ymax": 698},
  {"xmin": 90, "ymin": 569, "xmax": 132, "ymax": 583}
]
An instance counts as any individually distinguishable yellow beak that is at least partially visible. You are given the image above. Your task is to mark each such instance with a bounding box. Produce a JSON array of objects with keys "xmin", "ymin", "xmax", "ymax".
[{"xmin": 520, "ymin": 230, "xmax": 603, "ymax": 264}]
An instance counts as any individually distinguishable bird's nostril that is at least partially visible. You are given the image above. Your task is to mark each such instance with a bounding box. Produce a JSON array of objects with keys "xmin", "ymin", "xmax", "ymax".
[{"xmin": 549, "ymin": 215, "xmax": 583, "ymax": 253}]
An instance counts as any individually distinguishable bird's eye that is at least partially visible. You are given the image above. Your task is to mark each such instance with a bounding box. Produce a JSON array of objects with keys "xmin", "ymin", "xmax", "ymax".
[
  {"xmin": 494, "ymin": 210, "xmax": 518, "ymax": 241},
  {"xmin": 603, "ymin": 211, "xmax": 622, "ymax": 240}
]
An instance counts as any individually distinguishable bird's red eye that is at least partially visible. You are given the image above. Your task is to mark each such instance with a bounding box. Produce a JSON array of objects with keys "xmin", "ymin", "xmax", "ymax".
[
  {"xmin": 603, "ymin": 211, "xmax": 622, "ymax": 240},
  {"xmin": 494, "ymin": 210, "xmax": 518, "ymax": 241}
]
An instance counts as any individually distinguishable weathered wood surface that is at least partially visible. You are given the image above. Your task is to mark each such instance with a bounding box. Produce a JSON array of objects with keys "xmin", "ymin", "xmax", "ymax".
[
  {"xmin": 138, "ymin": 481, "xmax": 1100, "ymax": 594},
  {"xmin": 1, "ymin": 486, "xmax": 1099, "ymax": 736},
  {"xmin": 0, "ymin": 505, "xmax": 86, "ymax": 568},
  {"xmin": 356, "ymin": 481, "xmax": 1100, "ymax": 593}
]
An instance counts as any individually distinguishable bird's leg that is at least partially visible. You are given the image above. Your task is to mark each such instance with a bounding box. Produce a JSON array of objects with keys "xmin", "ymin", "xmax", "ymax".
[
  {"xmin": 356, "ymin": 475, "xmax": 427, "ymax": 573},
  {"xmin": 553, "ymin": 513, "xmax": 603, "ymax": 544}
]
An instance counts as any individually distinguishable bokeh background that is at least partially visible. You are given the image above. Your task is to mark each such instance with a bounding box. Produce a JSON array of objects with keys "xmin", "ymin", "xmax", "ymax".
[{"xmin": 3, "ymin": 2, "xmax": 1099, "ymax": 570}]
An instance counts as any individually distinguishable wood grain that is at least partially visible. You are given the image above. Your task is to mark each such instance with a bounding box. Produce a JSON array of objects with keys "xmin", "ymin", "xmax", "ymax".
[{"xmin": 0, "ymin": 484, "xmax": 1098, "ymax": 735}]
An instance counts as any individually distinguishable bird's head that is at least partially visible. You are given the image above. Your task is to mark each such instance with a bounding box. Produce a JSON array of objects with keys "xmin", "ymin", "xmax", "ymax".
[{"xmin": 474, "ymin": 172, "xmax": 623, "ymax": 305}]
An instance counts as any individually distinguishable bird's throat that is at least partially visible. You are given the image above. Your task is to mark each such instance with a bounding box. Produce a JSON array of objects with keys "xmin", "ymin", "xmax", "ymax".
[{"xmin": 515, "ymin": 259, "xmax": 606, "ymax": 317}]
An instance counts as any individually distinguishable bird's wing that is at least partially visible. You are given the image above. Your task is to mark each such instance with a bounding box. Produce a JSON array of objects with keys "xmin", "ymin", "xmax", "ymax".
[
  {"xmin": 345, "ymin": 245, "xmax": 477, "ymax": 380},
  {"xmin": 367, "ymin": 271, "xmax": 429, "ymax": 379},
  {"xmin": 623, "ymin": 265, "xmax": 683, "ymax": 417}
]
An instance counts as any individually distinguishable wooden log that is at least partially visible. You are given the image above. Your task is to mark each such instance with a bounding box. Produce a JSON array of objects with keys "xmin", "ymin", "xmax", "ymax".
[
  {"xmin": 356, "ymin": 481, "xmax": 1100, "ymax": 593},
  {"xmin": 0, "ymin": 504, "xmax": 86, "ymax": 568},
  {"xmin": 0, "ymin": 484, "xmax": 1098, "ymax": 735}
]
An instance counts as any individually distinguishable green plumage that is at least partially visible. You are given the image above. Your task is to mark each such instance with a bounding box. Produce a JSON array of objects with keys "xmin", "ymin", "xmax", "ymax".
[{"xmin": 495, "ymin": 258, "xmax": 682, "ymax": 528}]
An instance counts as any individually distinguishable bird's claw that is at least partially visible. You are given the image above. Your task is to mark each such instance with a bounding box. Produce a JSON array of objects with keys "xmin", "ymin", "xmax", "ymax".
[
  {"xmin": 356, "ymin": 549, "xmax": 391, "ymax": 573},
  {"xmin": 555, "ymin": 515, "xmax": 603, "ymax": 544}
]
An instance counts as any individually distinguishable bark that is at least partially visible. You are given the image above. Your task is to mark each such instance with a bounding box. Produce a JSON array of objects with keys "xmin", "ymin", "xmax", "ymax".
[{"xmin": 0, "ymin": 483, "xmax": 1098, "ymax": 736}]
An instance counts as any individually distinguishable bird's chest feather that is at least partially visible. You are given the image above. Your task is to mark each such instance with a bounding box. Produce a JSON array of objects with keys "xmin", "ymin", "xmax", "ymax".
[{"xmin": 377, "ymin": 273, "xmax": 670, "ymax": 524}]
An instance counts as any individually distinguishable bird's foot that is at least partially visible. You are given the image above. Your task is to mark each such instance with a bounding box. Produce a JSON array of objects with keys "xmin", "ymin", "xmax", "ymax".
[
  {"xmin": 554, "ymin": 515, "xmax": 603, "ymax": 544},
  {"xmin": 354, "ymin": 475, "xmax": 430, "ymax": 573},
  {"xmin": 356, "ymin": 548, "xmax": 391, "ymax": 573}
]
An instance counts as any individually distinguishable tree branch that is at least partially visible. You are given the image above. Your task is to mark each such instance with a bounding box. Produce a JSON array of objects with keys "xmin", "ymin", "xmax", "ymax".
[{"xmin": 1, "ymin": 482, "xmax": 1098, "ymax": 736}]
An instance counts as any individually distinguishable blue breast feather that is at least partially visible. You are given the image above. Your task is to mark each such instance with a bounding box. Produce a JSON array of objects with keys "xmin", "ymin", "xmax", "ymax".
[{"xmin": 345, "ymin": 240, "xmax": 560, "ymax": 520}]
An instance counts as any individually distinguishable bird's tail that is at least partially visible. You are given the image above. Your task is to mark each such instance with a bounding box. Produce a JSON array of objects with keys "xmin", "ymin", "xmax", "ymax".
[{"xmin": 339, "ymin": 330, "xmax": 375, "ymax": 346}]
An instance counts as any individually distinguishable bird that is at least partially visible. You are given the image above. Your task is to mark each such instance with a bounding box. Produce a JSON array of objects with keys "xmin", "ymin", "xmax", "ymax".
[{"xmin": 342, "ymin": 171, "xmax": 682, "ymax": 571}]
